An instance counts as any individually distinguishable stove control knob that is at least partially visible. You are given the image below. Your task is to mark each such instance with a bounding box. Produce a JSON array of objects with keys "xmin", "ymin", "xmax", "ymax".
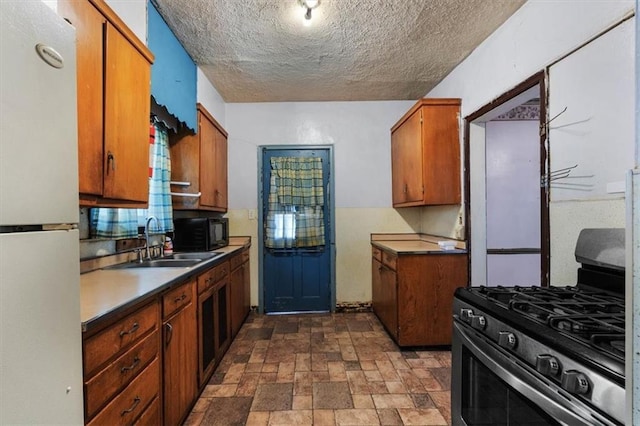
[
  {"xmin": 460, "ymin": 308, "xmax": 474, "ymax": 323},
  {"xmin": 561, "ymin": 370, "xmax": 590, "ymax": 395},
  {"xmin": 471, "ymin": 315, "xmax": 486, "ymax": 330},
  {"xmin": 498, "ymin": 332, "xmax": 517, "ymax": 349},
  {"xmin": 536, "ymin": 354, "xmax": 560, "ymax": 376}
]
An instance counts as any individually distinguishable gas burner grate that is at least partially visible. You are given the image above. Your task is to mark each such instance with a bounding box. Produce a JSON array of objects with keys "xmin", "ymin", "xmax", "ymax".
[
  {"xmin": 468, "ymin": 285, "xmax": 626, "ymax": 358},
  {"xmin": 548, "ymin": 315, "xmax": 625, "ymax": 359}
]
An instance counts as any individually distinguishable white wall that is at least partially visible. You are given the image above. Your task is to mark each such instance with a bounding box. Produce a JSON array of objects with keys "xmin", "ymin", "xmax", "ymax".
[
  {"xmin": 226, "ymin": 102, "xmax": 413, "ymax": 209},
  {"xmin": 225, "ymin": 101, "xmax": 416, "ymax": 303},
  {"xmin": 104, "ymin": 0, "xmax": 146, "ymax": 42},
  {"xmin": 427, "ymin": 0, "xmax": 634, "ymax": 115},
  {"xmin": 426, "ymin": 0, "xmax": 635, "ymax": 286},
  {"xmin": 197, "ymin": 68, "xmax": 226, "ymax": 126},
  {"xmin": 547, "ymin": 17, "xmax": 634, "ymax": 283}
]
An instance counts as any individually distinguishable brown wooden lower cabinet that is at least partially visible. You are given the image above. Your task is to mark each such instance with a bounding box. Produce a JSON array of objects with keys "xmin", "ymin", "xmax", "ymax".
[
  {"xmin": 82, "ymin": 247, "xmax": 252, "ymax": 425},
  {"xmin": 82, "ymin": 301, "xmax": 161, "ymax": 425},
  {"xmin": 87, "ymin": 358, "xmax": 160, "ymax": 426},
  {"xmin": 162, "ymin": 280, "xmax": 198, "ymax": 426},
  {"xmin": 132, "ymin": 396, "xmax": 161, "ymax": 426},
  {"xmin": 371, "ymin": 245, "xmax": 468, "ymax": 347}
]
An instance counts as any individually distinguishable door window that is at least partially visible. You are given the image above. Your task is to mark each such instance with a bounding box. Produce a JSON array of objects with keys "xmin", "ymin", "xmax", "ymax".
[{"xmin": 265, "ymin": 156, "xmax": 325, "ymax": 249}]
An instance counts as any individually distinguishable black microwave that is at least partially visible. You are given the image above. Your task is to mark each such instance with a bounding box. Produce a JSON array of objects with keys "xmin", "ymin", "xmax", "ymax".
[{"xmin": 173, "ymin": 217, "xmax": 229, "ymax": 251}]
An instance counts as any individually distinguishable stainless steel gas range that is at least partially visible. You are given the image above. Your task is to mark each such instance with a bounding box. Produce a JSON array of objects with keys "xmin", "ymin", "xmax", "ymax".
[{"xmin": 452, "ymin": 229, "xmax": 625, "ymax": 426}]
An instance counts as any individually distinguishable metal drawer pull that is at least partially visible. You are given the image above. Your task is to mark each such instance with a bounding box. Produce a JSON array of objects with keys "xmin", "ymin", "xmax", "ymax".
[
  {"xmin": 165, "ymin": 323, "xmax": 173, "ymax": 346},
  {"xmin": 120, "ymin": 396, "xmax": 141, "ymax": 416},
  {"xmin": 120, "ymin": 356, "xmax": 140, "ymax": 374},
  {"xmin": 174, "ymin": 293, "xmax": 187, "ymax": 303},
  {"xmin": 119, "ymin": 322, "xmax": 139, "ymax": 338}
]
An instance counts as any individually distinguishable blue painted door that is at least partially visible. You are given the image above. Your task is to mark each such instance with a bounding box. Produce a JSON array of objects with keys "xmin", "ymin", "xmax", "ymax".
[{"xmin": 262, "ymin": 148, "xmax": 331, "ymax": 313}]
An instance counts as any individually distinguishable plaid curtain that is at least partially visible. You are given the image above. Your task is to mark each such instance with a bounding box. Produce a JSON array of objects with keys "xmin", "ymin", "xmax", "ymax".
[
  {"xmin": 136, "ymin": 123, "xmax": 173, "ymax": 232},
  {"xmin": 265, "ymin": 157, "xmax": 325, "ymax": 249},
  {"xmin": 91, "ymin": 123, "xmax": 173, "ymax": 238},
  {"xmin": 90, "ymin": 208, "xmax": 138, "ymax": 239}
]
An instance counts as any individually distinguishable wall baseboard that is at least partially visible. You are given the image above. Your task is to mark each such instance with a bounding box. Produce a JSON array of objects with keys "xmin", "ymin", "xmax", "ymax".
[{"xmin": 335, "ymin": 301, "xmax": 372, "ymax": 313}]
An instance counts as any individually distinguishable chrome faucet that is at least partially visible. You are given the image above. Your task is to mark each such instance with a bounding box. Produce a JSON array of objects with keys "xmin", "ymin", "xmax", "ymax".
[{"xmin": 145, "ymin": 216, "xmax": 160, "ymax": 260}]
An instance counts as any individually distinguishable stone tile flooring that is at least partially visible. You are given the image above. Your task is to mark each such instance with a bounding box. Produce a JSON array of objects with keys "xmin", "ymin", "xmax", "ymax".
[{"xmin": 184, "ymin": 312, "xmax": 452, "ymax": 425}]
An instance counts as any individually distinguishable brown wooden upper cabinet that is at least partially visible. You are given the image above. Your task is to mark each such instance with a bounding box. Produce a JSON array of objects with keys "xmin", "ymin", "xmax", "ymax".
[
  {"xmin": 391, "ymin": 98, "xmax": 461, "ymax": 207},
  {"xmin": 58, "ymin": 0, "xmax": 154, "ymax": 207},
  {"xmin": 170, "ymin": 104, "xmax": 228, "ymax": 212}
]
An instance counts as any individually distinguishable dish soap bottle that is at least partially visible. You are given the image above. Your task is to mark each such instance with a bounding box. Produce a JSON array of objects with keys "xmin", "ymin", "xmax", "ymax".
[{"xmin": 164, "ymin": 236, "xmax": 173, "ymax": 255}]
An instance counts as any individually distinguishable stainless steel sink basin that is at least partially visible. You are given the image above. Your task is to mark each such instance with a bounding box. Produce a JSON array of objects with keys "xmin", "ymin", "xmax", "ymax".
[
  {"xmin": 106, "ymin": 259, "xmax": 202, "ymax": 269},
  {"xmin": 164, "ymin": 252, "xmax": 223, "ymax": 260}
]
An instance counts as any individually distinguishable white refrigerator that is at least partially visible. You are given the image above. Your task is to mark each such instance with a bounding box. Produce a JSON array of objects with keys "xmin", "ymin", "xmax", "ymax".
[{"xmin": 0, "ymin": 1, "xmax": 84, "ymax": 424}]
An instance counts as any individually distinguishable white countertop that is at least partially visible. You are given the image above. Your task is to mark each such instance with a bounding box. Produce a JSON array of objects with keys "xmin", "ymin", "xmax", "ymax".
[
  {"xmin": 80, "ymin": 239, "xmax": 250, "ymax": 332},
  {"xmin": 371, "ymin": 233, "xmax": 467, "ymax": 254}
]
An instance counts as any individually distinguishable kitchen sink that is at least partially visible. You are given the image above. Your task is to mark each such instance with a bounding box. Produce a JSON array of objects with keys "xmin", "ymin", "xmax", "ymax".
[
  {"xmin": 164, "ymin": 252, "xmax": 223, "ymax": 260},
  {"xmin": 105, "ymin": 259, "xmax": 202, "ymax": 269}
]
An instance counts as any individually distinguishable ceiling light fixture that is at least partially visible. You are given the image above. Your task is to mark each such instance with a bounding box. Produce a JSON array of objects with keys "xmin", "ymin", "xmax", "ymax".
[{"xmin": 299, "ymin": 0, "xmax": 320, "ymax": 22}]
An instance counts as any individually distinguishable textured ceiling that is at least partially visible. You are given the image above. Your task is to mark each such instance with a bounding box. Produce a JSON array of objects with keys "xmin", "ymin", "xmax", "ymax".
[{"xmin": 153, "ymin": 0, "xmax": 527, "ymax": 102}]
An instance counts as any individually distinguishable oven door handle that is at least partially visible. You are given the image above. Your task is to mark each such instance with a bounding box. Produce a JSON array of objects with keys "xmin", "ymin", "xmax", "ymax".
[{"xmin": 453, "ymin": 322, "xmax": 617, "ymax": 426}]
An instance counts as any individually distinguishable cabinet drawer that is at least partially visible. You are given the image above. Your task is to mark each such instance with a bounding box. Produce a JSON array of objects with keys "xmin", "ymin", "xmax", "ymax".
[
  {"xmin": 85, "ymin": 331, "xmax": 159, "ymax": 419},
  {"xmin": 84, "ymin": 302, "xmax": 158, "ymax": 377},
  {"xmin": 213, "ymin": 261, "xmax": 230, "ymax": 281},
  {"xmin": 197, "ymin": 268, "xmax": 216, "ymax": 294},
  {"xmin": 197, "ymin": 262, "xmax": 229, "ymax": 294},
  {"xmin": 87, "ymin": 358, "xmax": 160, "ymax": 426},
  {"xmin": 132, "ymin": 396, "xmax": 160, "ymax": 426},
  {"xmin": 372, "ymin": 246, "xmax": 382, "ymax": 262},
  {"xmin": 382, "ymin": 251, "xmax": 397, "ymax": 271},
  {"xmin": 229, "ymin": 252, "xmax": 243, "ymax": 270},
  {"xmin": 163, "ymin": 281, "xmax": 193, "ymax": 319}
]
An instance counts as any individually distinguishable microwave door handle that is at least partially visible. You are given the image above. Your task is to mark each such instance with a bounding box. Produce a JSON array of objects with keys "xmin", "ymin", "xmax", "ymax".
[{"xmin": 453, "ymin": 323, "xmax": 602, "ymax": 426}]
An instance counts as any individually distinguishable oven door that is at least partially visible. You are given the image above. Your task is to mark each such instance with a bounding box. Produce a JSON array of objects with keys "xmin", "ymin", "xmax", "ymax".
[{"xmin": 451, "ymin": 321, "xmax": 616, "ymax": 426}]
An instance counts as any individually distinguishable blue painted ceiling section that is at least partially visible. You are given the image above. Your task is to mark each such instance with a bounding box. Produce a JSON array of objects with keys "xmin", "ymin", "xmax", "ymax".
[{"xmin": 148, "ymin": 1, "xmax": 196, "ymax": 132}]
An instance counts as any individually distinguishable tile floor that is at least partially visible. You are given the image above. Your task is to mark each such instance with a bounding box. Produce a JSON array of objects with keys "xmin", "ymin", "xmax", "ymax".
[{"xmin": 184, "ymin": 312, "xmax": 452, "ymax": 426}]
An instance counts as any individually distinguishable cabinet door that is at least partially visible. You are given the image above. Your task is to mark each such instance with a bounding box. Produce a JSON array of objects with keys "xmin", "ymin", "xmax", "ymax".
[
  {"xmin": 103, "ymin": 23, "xmax": 150, "ymax": 203},
  {"xmin": 212, "ymin": 128, "xmax": 228, "ymax": 210},
  {"xmin": 215, "ymin": 280, "xmax": 231, "ymax": 354},
  {"xmin": 372, "ymin": 258, "xmax": 398, "ymax": 339},
  {"xmin": 169, "ymin": 128, "xmax": 200, "ymax": 209},
  {"xmin": 391, "ymin": 109, "xmax": 423, "ymax": 206},
  {"xmin": 242, "ymin": 258, "xmax": 251, "ymax": 319},
  {"xmin": 163, "ymin": 299, "xmax": 197, "ymax": 426},
  {"xmin": 229, "ymin": 263, "xmax": 243, "ymax": 338},
  {"xmin": 58, "ymin": 0, "xmax": 104, "ymax": 196},
  {"xmin": 422, "ymin": 104, "xmax": 461, "ymax": 204},
  {"xmin": 199, "ymin": 113, "xmax": 217, "ymax": 208},
  {"xmin": 198, "ymin": 286, "xmax": 216, "ymax": 388}
]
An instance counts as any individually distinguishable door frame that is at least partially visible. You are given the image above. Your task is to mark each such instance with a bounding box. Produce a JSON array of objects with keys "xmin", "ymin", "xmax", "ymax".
[
  {"xmin": 464, "ymin": 71, "xmax": 550, "ymax": 286},
  {"xmin": 257, "ymin": 145, "xmax": 336, "ymax": 314}
]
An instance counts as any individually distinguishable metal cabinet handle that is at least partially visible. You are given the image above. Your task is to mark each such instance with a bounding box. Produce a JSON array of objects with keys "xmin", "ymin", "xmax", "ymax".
[
  {"xmin": 120, "ymin": 396, "xmax": 141, "ymax": 416},
  {"xmin": 165, "ymin": 322, "xmax": 173, "ymax": 346},
  {"xmin": 120, "ymin": 356, "xmax": 140, "ymax": 374},
  {"xmin": 119, "ymin": 322, "xmax": 139, "ymax": 338},
  {"xmin": 106, "ymin": 151, "xmax": 115, "ymax": 174},
  {"xmin": 174, "ymin": 293, "xmax": 187, "ymax": 303}
]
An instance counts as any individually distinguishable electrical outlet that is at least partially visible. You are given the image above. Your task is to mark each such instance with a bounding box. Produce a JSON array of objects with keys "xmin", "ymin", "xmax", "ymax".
[{"xmin": 248, "ymin": 209, "xmax": 257, "ymax": 220}]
